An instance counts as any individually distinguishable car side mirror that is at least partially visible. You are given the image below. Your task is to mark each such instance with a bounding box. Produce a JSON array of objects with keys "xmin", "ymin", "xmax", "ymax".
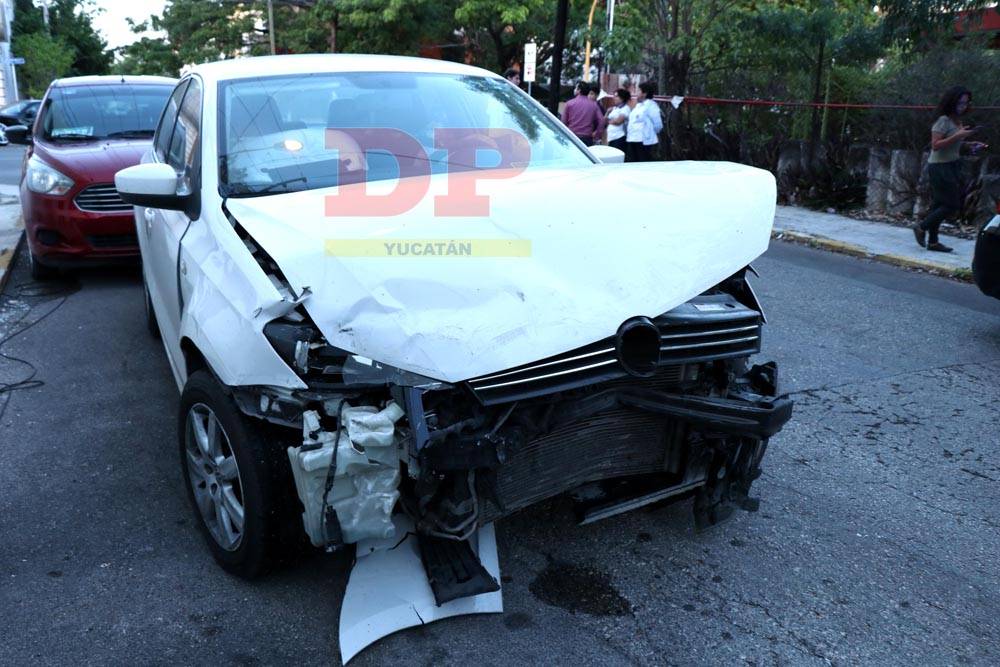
[
  {"xmin": 116, "ymin": 162, "xmax": 196, "ymax": 215},
  {"xmin": 588, "ymin": 144, "xmax": 625, "ymax": 164},
  {"xmin": 6, "ymin": 125, "xmax": 32, "ymax": 145}
]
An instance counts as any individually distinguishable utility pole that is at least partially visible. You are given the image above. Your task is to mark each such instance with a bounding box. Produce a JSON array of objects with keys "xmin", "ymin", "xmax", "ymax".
[
  {"xmin": 219, "ymin": 0, "xmax": 321, "ymax": 54},
  {"xmin": 582, "ymin": 0, "xmax": 599, "ymax": 82},
  {"xmin": 549, "ymin": 0, "xmax": 569, "ymax": 114},
  {"xmin": 267, "ymin": 0, "xmax": 276, "ymax": 55}
]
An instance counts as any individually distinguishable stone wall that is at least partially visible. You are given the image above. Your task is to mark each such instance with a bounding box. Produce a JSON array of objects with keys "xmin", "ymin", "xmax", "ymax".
[
  {"xmin": 819, "ymin": 144, "xmax": 998, "ymax": 225},
  {"xmin": 774, "ymin": 141, "xmax": 1000, "ymax": 223}
]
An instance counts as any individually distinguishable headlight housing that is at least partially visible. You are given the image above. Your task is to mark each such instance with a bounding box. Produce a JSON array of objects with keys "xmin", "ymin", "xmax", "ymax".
[{"xmin": 25, "ymin": 156, "xmax": 75, "ymax": 195}]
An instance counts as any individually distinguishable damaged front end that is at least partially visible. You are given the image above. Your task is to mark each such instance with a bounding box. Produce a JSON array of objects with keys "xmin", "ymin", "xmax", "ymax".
[{"xmin": 234, "ymin": 267, "xmax": 792, "ymax": 661}]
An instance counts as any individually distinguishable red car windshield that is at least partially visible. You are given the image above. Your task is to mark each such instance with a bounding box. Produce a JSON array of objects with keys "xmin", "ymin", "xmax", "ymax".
[{"xmin": 40, "ymin": 84, "xmax": 172, "ymax": 141}]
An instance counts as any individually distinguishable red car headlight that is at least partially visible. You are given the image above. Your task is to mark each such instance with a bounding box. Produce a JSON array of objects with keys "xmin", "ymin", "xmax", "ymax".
[{"xmin": 25, "ymin": 155, "xmax": 75, "ymax": 196}]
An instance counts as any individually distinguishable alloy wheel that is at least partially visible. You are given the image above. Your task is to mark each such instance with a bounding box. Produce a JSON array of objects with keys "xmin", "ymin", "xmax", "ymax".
[{"xmin": 184, "ymin": 403, "xmax": 245, "ymax": 551}]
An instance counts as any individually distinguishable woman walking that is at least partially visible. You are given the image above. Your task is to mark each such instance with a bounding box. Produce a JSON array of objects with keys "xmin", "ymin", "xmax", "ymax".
[
  {"xmin": 625, "ymin": 82, "xmax": 663, "ymax": 162},
  {"xmin": 606, "ymin": 88, "xmax": 630, "ymax": 153},
  {"xmin": 913, "ymin": 86, "xmax": 987, "ymax": 252}
]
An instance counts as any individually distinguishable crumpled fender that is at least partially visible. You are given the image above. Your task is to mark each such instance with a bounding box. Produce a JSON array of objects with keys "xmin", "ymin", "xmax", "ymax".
[{"xmin": 175, "ymin": 212, "xmax": 305, "ymax": 389}]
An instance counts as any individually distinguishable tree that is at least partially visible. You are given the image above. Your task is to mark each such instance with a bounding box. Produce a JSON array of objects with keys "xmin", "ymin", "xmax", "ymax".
[
  {"xmin": 12, "ymin": 0, "xmax": 111, "ymax": 95},
  {"xmin": 12, "ymin": 0, "xmax": 45, "ymax": 37},
  {"xmin": 113, "ymin": 30, "xmax": 183, "ymax": 77},
  {"xmin": 328, "ymin": 0, "xmax": 458, "ymax": 56},
  {"xmin": 737, "ymin": 1, "xmax": 880, "ymax": 160},
  {"xmin": 47, "ymin": 0, "xmax": 112, "ymax": 76},
  {"xmin": 454, "ymin": 0, "xmax": 548, "ymax": 70},
  {"xmin": 877, "ymin": 0, "xmax": 992, "ymax": 50},
  {"xmin": 116, "ymin": 0, "xmax": 462, "ymax": 76},
  {"xmin": 604, "ymin": 0, "xmax": 743, "ymax": 95},
  {"xmin": 16, "ymin": 32, "xmax": 74, "ymax": 97}
]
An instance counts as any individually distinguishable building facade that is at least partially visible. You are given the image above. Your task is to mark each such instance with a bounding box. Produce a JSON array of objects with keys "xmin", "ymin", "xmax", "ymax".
[{"xmin": 0, "ymin": 0, "xmax": 17, "ymax": 105}]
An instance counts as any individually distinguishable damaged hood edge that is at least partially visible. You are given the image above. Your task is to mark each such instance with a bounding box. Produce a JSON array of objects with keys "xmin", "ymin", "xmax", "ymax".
[{"xmin": 226, "ymin": 161, "xmax": 777, "ymax": 383}]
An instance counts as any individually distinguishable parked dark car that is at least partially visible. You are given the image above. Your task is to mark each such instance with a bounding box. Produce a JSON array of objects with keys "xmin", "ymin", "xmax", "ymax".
[
  {"xmin": 972, "ymin": 201, "xmax": 1000, "ymax": 299},
  {"xmin": 7, "ymin": 76, "xmax": 175, "ymax": 279},
  {"xmin": 0, "ymin": 99, "xmax": 41, "ymax": 127}
]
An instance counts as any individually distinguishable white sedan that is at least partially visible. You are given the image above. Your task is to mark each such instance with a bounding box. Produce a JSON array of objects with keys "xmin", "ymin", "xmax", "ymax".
[{"xmin": 116, "ymin": 54, "xmax": 790, "ymax": 660}]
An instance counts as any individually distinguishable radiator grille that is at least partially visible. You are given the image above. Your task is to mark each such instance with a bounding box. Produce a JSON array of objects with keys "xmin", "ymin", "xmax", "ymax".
[
  {"xmin": 654, "ymin": 295, "xmax": 761, "ymax": 364},
  {"xmin": 74, "ymin": 184, "xmax": 131, "ymax": 212},
  {"xmin": 468, "ymin": 294, "xmax": 760, "ymax": 404},
  {"xmin": 480, "ymin": 406, "xmax": 685, "ymax": 522},
  {"xmin": 467, "ymin": 339, "xmax": 624, "ymax": 404}
]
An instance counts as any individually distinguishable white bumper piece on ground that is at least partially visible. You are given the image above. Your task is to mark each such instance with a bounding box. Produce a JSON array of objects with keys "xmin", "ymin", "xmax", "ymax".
[{"xmin": 338, "ymin": 515, "xmax": 503, "ymax": 664}]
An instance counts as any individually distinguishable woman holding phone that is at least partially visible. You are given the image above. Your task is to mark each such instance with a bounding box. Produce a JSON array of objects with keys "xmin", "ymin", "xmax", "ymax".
[{"xmin": 913, "ymin": 86, "xmax": 988, "ymax": 252}]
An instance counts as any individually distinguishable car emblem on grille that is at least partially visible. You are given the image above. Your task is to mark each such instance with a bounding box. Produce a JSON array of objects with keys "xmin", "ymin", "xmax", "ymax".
[{"xmin": 616, "ymin": 316, "xmax": 661, "ymax": 377}]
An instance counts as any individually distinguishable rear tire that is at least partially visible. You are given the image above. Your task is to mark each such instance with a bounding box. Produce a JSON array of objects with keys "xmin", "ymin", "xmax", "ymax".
[
  {"xmin": 178, "ymin": 370, "xmax": 306, "ymax": 579},
  {"xmin": 28, "ymin": 250, "xmax": 57, "ymax": 281}
]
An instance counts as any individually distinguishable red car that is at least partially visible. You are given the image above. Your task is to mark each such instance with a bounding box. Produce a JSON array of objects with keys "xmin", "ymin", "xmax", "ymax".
[{"xmin": 8, "ymin": 75, "xmax": 175, "ymax": 279}]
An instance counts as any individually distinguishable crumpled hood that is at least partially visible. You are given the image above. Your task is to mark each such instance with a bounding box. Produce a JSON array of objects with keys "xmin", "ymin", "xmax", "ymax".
[{"xmin": 226, "ymin": 161, "xmax": 776, "ymax": 382}]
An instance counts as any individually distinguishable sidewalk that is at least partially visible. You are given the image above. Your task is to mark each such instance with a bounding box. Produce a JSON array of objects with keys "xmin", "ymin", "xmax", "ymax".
[
  {"xmin": 0, "ymin": 184, "xmax": 22, "ymax": 291},
  {"xmin": 772, "ymin": 205, "xmax": 974, "ymax": 280}
]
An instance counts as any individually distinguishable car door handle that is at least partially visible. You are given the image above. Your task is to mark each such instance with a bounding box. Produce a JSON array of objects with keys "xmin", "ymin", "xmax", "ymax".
[{"xmin": 144, "ymin": 207, "xmax": 155, "ymax": 233}]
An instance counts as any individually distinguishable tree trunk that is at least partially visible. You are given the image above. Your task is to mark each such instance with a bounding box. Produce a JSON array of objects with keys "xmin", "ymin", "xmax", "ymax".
[
  {"xmin": 663, "ymin": 51, "xmax": 689, "ymax": 95},
  {"xmin": 488, "ymin": 26, "xmax": 506, "ymax": 71},
  {"xmin": 807, "ymin": 37, "xmax": 826, "ymax": 167},
  {"xmin": 549, "ymin": 0, "xmax": 569, "ymax": 114},
  {"xmin": 661, "ymin": 51, "xmax": 690, "ymax": 160},
  {"xmin": 328, "ymin": 15, "xmax": 337, "ymax": 53}
]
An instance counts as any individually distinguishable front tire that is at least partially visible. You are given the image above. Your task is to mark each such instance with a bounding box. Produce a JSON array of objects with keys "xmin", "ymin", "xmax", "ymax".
[
  {"xmin": 28, "ymin": 250, "xmax": 57, "ymax": 281},
  {"xmin": 178, "ymin": 370, "xmax": 303, "ymax": 578}
]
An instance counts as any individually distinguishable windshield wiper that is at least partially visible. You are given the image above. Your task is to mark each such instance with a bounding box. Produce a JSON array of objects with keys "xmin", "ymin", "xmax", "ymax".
[
  {"xmin": 225, "ymin": 176, "xmax": 310, "ymax": 197},
  {"xmin": 46, "ymin": 133, "xmax": 97, "ymax": 141},
  {"xmin": 106, "ymin": 129, "xmax": 155, "ymax": 138}
]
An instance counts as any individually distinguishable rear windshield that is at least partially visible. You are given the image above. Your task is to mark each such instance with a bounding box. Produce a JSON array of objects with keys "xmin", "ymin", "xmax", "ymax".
[{"xmin": 40, "ymin": 84, "xmax": 173, "ymax": 141}]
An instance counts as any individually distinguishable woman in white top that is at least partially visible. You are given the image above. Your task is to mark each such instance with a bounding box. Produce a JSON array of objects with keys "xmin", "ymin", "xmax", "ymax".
[
  {"xmin": 625, "ymin": 81, "xmax": 663, "ymax": 162},
  {"xmin": 605, "ymin": 88, "xmax": 631, "ymax": 153}
]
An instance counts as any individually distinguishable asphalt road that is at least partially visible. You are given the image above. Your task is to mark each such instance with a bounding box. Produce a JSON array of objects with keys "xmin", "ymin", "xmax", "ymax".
[
  {"xmin": 1, "ymin": 241, "xmax": 999, "ymax": 666},
  {"xmin": 0, "ymin": 144, "xmax": 25, "ymax": 185}
]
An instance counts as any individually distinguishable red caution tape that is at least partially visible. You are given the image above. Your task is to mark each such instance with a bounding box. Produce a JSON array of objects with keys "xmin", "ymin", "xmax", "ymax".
[{"xmin": 654, "ymin": 95, "xmax": 1000, "ymax": 112}]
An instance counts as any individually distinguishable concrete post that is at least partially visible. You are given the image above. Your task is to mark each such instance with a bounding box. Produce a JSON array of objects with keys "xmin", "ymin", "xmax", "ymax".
[
  {"xmin": 776, "ymin": 141, "xmax": 803, "ymax": 201},
  {"xmin": 865, "ymin": 148, "xmax": 890, "ymax": 214},
  {"xmin": 887, "ymin": 149, "xmax": 920, "ymax": 216}
]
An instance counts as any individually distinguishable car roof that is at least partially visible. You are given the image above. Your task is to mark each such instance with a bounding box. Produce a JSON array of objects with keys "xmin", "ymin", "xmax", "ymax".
[
  {"xmin": 188, "ymin": 54, "xmax": 501, "ymax": 83},
  {"xmin": 51, "ymin": 75, "xmax": 178, "ymax": 88}
]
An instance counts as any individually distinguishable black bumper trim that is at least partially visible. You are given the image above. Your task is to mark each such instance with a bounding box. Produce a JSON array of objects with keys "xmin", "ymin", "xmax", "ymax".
[{"xmin": 619, "ymin": 388, "xmax": 793, "ymax": 439}]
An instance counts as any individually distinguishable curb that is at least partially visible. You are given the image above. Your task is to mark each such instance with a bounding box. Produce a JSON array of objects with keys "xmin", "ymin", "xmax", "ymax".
[
  {"xmin": 0, "ymin": 229, "xmax": 24, "ymax": 295},
  {"xmin": 772, "ymin": 229, "xmax": 973, "ymax": 282}
]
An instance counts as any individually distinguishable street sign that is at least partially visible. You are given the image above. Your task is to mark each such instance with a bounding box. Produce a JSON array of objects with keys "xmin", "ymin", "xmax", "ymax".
[
  {"xmin": 7, "ymin": 57, "xmax": 25, "ymax": 65},
  {"xmin": 523, "ymin": 43, "xmax": 536, "ymax": 83}
]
